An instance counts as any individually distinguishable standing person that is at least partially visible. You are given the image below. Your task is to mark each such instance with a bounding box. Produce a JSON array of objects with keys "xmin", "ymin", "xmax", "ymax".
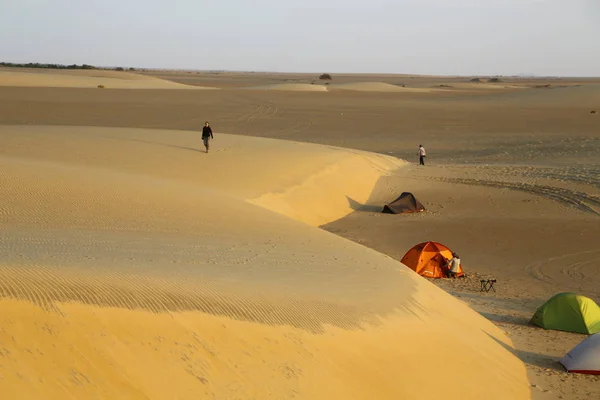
[
  {"xmin": 418, "ymin": 144, "xmax": 426, "ymax": 165},
  {"xmin": 202, "ymin": 121, "xmax": 213, "ymax": 153},
  {"xmin": 445, "ymin": 252, "xmax": 461, "ymax": 278}
]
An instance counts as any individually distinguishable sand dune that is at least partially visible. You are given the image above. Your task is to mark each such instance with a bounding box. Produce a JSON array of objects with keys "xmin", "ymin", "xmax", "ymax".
[
  {"xmin": 242, "ymin": 82, "xmax": 444, "ymax": 93},
  {"xmin": 446, "ymin": 82, "xmax": 527, "ymax": 90},
  {"xmin": 0, "ymin": 125, "xmax": 530, "ymax": 399},
  {"xmin": 329, "ymin": 82, "xmax": 442, "ymax": 92},
  {"xmin": 245, "ymin": 83, "xmax": 329, "ymax": 91},
  {"xmin": 482, "ymin": 83, "xmax": 600, "ymax": 106},
  {"xmin": 10, "ymin": 68, "xmax": 161, "ymax": 80},
  {"xmin": 0, "ymin": 69, "xmax": 216, "ymax": 89}
]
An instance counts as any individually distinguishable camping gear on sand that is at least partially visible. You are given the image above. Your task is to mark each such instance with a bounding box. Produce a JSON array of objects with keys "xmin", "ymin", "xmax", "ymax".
[
  {"xmin": 530, "ymin": 293, "xmax": 600, "ymax": 334},
  {"xmin": 382, "ymin": 192, "xmax": 425, "ymax": 214},
  {"xmin": 480, "ymin": 279, "xmax": 497, "ymax": 292},
  {"xmin": 401, "ymin": 241, "xmax": 464, "ymax": 279},
  {"xmin": 560, "ymin": 333, "xmax": 600, "ymax": 375}
]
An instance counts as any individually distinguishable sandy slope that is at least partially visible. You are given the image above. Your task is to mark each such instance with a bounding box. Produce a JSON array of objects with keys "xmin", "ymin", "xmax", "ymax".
[
  {"xmin": 245, "ymin": 83, "xmax": 329, "ymax": 91},
  {"xmin": 324, "ymin": 164, "xmax": 600, "ymax": 400},
  {"xmin": 329, "ymin": 82, "xmax": 442, "ymax": 92},
  {"xmin": 1, "ymin": 72, "xmax": 598, "ymax": 400},
  {"xmin": 142, "ymin": 70, "xmax": 600, "ymax": 91},
  {"xmin": 0, "ymin": 69, "xmax": 215, "ymax": 89},
  {"xmin": 0, "ymin": 125, "xmax": 530, "ymax": 399},
  {"xmin": 244, "ymin": 82, "xmax": 443, "ymax": 92},
  {"xmin": 443, "ymin": 82, "xmax": 527, "ymax": 90}
]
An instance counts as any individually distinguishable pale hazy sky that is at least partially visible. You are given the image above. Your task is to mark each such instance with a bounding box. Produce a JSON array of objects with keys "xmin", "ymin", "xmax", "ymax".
[{"xmin": 1, "ymin": 0, "xmax": 598, "ymax": 76}]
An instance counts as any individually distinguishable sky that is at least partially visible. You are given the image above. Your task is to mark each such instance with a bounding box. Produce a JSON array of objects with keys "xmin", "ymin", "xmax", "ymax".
[{"xmin": 1, "ymin": 0, "xmax": 599, "ymax": 76}]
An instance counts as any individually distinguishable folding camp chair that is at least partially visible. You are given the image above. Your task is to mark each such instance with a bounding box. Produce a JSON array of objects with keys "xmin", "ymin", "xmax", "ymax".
[{"xmin": 480, "ymin": 279, "xmax": 497, "ymax": 292}]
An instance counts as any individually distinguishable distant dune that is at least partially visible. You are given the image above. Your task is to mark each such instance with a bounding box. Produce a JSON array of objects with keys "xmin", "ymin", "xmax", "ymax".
[
  {"xmin": 447, "ymin": 82, "xmax": 527, "ymax": 90},
  {"xmin": 328, "ymin": 82, "xmax": 443, "ymax": 92},
  {"xmin": 0, "ymin": 69, "xmax": 217, "ymax": 89},
  {"xmin": 244, "ymin": 82, "xmax": 445, "ymax": 93},
  {"xmin": 245, "ymin": 83, "xmax": 329, "ymax": 91}
]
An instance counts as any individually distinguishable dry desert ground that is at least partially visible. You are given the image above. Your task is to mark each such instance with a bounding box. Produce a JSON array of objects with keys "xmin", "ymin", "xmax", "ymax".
[{"xmin": 0, "ymin": 67, "xmax": 599, "ymax": 399}]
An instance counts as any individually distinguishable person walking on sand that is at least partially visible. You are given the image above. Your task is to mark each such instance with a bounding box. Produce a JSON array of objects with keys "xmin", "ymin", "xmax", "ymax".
[
  {"xmin": 445, "ymin": 252, "xmax": 461, "ymax": 278},
  {"xmin": 202, "ymin": 121, "xmax": 213, "ymax": 153},
  {"xmin": 418, "ymin": 144, "xmax": 426, "ymax": 165}
]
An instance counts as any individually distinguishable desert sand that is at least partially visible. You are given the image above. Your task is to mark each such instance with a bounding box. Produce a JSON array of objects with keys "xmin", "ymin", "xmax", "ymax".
[
  {"xmin": 245, "ymin": 82, "xmax": 442, "ymax": 93},
  {"xmin": 0, "ymin": 68, "xmax": 599, "ymax": 399},
  {"xmin": 0, "ymin": 69, "xmax": 216, "ymax": 89},
  {"xmin": 0, "ymin": 125, "xmax": 529, "ymax": 399},
  {"xmin": 328, "ymin": 81, "xmax": 442, "ymax": 92},
  {"xmin": 245, "ymin": 83, "xmax": 329, "ymax": 92}
]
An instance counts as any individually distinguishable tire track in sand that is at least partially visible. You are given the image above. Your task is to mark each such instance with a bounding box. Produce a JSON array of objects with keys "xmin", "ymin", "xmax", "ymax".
[
  {"xmin": 524, "ymin": 249, "xmax": 600, "ymax": 297},
  {"xmin": 227, "ymin": 94, "xmax": 314, "ymax": 137},
  {"xmin": 430, "ymin": 177, "xmax": 600, "ymax": 217}
]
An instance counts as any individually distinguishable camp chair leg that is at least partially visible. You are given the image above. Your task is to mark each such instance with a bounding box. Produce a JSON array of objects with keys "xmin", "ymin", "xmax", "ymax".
[{"xmin": 480, "ymin": 279, "xmax": 497, "ymax": 293}]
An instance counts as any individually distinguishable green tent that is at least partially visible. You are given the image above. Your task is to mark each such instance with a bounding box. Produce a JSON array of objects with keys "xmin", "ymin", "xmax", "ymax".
[{"xmin": 530, "ymin": 293, "xmax": 600, "ymax": 334}]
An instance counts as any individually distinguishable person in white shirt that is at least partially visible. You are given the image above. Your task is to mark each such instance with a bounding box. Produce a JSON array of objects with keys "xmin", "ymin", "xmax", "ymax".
[
  {"xmin": 418, "ymin": 144, "xmax": 426, "ymax": 165},
  {"xmin": 445, "ymin": 253, "xmax": 461, "ymax": 278}
]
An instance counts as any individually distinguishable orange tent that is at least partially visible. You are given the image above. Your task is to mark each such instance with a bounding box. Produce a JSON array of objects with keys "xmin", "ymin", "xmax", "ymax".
[{"xmin": 401, "ymin": 241, "xmax": 464, "ymax": 279}]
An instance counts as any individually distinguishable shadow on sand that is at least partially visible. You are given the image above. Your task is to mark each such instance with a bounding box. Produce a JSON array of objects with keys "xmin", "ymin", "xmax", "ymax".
[
  {"xmin": 484, "ymin": 331, "xmax": 564, "ymax": 371},
  {"xmin": 345, "ymin": 196, "xmax": 384, "ymax": 213},
  {"xmin": 479, "ymin": 311, "xmax": 531, "ymax": 327},
  {"xmin": 102, "ymin": 136, "xmax": 203, "ymax": 153}
]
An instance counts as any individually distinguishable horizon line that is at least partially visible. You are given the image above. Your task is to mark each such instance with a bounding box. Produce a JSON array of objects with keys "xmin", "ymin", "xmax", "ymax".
[{"xmin": 2, "ymin": 61, "xmax": 600, "ymax": 79}]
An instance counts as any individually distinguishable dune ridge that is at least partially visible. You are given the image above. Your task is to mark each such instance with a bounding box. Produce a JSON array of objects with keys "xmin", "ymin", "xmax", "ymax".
[
  {"xmin": 328, "ymin": 81, "xmax": 442, "ymax": 92},
  {"xmin": 248, "ymin": 150, "xmax": 405, "ymax": 226},
  {"xmin": 0, "ymin": 70, "xmax": 216, "ymax": 89},
  {"xmin": 242, "ymin": 82, "xmax": 443, "ymax": 93},
  {"xmin": 245, "ymin": 83, "xmax": 329, "ymax": 91},
  {"xmin": 436, "ymin": 82, "xmax": 525, "ymax": 90},
  {"xmin": 0, "ymin": 125, "xmax": 530, "ymax": 399}
]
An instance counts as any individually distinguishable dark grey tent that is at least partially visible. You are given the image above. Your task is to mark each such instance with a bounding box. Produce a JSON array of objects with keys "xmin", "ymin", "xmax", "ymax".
[{"xmin": 382, "ymin": 192, "xmax": 425, "ymax": 214}]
